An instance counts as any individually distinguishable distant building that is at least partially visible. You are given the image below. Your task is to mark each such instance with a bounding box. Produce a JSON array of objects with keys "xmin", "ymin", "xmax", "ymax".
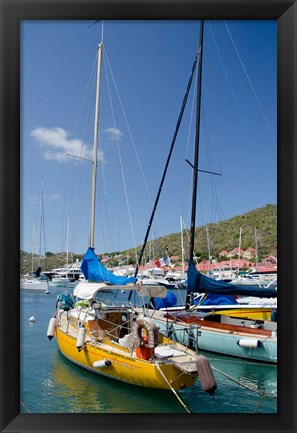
[
  {"xmin": 101, "ymin": 256, "xmax": 109, "ymax": 263},
  {"xmin": 262, "ymin": 255, "xmax": 277, "ymax": 266},
  {"xmin": 220, "ymin": 247, "xmax": 256, "ymax": 259},
  {"xmin": 228, "ymin": 247, "xmax": 245, "ymax": 258},
  {"xmin": 243, "ymin": 247, "xmax": 256, "ymax": 259}
]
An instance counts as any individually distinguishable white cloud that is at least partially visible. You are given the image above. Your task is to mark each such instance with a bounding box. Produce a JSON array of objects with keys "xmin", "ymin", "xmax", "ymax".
[
  {"xmin": 104, "ymin": 128, "xmax": 123, "ymax": 141},
  {"xmin": 31, "ymin": 127, "xmax": 104, "ymax": 163}
]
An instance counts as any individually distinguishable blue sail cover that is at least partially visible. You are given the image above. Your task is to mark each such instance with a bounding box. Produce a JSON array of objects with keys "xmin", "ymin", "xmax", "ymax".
[
  {"xmin": 187, "ymin": 260, "xmax": 277, "ymax": 298},
  {"xmin": 154, "ymin": 292, "xmax": 177, "ymax": 309},
  {"xmin": 193, "ymin": 293, "xmax": 238, "ymax": 306},
  {"xmin": 81, "ymin": 247, "xmax": 137, "ymax": 285}
]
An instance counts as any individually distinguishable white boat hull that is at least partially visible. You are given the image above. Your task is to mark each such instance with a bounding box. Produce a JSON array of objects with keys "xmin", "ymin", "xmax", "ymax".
[{"xmin": 20, "ymin": 279, "xmax": 49, "ymax": 292}]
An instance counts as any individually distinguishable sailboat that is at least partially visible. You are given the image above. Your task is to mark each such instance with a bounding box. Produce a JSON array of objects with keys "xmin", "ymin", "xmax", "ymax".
[
  {"xmin": 136, "ymin": 21, "xmax": 277, "ymax": 363},
  {"xmin": 20, "ymin": 178, "xmax": 49, "ymax": 293},
  {"xmin": 49, "ymin": 218, "xmax": 82, "ymax": 288},
  {"xmin": 47, "ymin": 34, "xmax": 217, "ymax": 393}
]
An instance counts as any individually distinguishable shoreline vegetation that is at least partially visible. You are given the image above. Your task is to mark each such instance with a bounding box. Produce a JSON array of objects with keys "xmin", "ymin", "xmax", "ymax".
[{"xmin": 20, "ymin": 204, "xmax": 276, "ymax": 274}]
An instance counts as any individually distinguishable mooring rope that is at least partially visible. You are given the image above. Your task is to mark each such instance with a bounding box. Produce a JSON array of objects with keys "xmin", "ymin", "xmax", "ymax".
[
  {"xmin": 20, "ymin": 400, "xmax": 32, "ymax": 413},
  {"xmin": 210, "ymin": 364, "xmax": 276, "ymax": 400},
  {"xmin": 155, "ymin": 363, "xmax": 191, "ymax": 413}
]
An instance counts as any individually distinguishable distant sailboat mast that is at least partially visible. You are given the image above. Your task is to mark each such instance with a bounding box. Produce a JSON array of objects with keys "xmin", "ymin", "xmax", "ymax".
[
  {"xmin": 31, "ymin": 220, "xmax": 36, "ymax": 273},
  {"xmin": 254, "ymin": 227, "xmax": 259, "ymax": 269},
  {"xmin": 238, "ymin": 227, "xmax": 242, "ymax": 273},
  {"xmin": 38, "ymin": 178, "xmax": 45, "ymax": 267},
  {"xmin": 180, "ymin": 216, "xmax": 185, "ymax": 274}
]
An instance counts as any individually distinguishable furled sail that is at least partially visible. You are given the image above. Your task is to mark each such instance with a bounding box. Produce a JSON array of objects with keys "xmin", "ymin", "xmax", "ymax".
[
  {"xmin": 81, "ymin": 247, "xmax": 137, "ymax": 285},
  {"xmin": 187, "ymin": 260, "xmax": 277, "ymax": 298}
]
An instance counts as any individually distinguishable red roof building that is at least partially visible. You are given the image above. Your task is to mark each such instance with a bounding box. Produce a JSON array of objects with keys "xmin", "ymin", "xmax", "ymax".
[{"xmin": 243, "ymin": 247, "xmax": 256, "ymax": 259}]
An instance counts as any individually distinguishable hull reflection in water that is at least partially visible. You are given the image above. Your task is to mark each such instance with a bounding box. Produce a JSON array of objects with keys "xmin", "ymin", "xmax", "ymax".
[{"xmin": 48, "ymin": 351, "xmax": 189, "ymax": 413}]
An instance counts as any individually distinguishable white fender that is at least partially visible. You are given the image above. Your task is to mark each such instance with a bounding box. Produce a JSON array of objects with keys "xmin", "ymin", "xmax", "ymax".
[
  {"xmin": 47, "ymin": 317, "xmax": 57, "ymax": 341},
  {"xmin": 76, "ymin": 326, "xmax": 86, "ymax": 351},
  {"xmin": 237, "ymin": 339, "xmax": 263, "ymax": 348},
  {"xmin": 93, "ymin": 359, "xmax": 112, "ymax": 368}
]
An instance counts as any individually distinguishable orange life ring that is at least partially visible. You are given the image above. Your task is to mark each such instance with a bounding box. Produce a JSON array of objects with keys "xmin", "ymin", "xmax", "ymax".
[{"xmin": 134, "ymin": 317, "xmax": 159, "ymax": 348}]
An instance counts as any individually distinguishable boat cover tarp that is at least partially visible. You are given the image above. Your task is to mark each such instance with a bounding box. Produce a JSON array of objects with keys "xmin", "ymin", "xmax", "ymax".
[
  {"xmin": 81, "ymin": 247, "xmax": 137, "ymax": 285},
  {"xmin": 187, "ymin": 260, "xmax": 277, "ymax": 298},
  {"xmin": 194, "ymin": 294, "xmax": 238, "ymax": 306},
  {"xmin": 154, "ymin": 292, "xmax": 177, "ymax": 309}
]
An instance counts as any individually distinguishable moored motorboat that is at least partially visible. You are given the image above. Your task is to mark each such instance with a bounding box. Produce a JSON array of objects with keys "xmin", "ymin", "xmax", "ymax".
[{"xmin": 148, "ymin": 307, "xmax": 277, "ymax": 363}]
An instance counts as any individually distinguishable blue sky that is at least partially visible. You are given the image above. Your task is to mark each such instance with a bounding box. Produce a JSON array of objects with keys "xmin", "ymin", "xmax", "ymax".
[{"xmin": 20, "ymin": 20, "xmax": 277, "ymax": 257}]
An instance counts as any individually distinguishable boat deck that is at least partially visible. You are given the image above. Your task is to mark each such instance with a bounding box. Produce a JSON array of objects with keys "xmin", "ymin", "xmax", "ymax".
[{"xmin": 58, "ymin": 310, "xmax": 198, "ymax": 366}]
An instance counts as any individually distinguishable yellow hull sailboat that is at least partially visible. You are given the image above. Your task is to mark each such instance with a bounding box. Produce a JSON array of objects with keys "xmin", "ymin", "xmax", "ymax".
[
  {"xmin": 48, "ymin": 281, "xmax": 216, "ymax": 391},
  {"xmin": 50, "ymin": 285, "xmax": 199, "ymax": 390},
  {"xmin": 47, "ymin": 26, "xmax": 217, "ymax": 395}
]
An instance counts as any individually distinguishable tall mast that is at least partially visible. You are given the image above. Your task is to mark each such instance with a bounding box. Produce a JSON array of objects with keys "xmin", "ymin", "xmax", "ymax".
[
  {"xmin": 188, "ymin": 20, "xmax": 204, "ymax": 262},
  {"xmin": 90, "ymin": 42, "xmax": 103, "ymax": 249}
]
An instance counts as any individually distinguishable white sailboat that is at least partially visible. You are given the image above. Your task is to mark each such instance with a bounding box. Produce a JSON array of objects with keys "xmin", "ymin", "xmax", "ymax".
[{"xmin": 49, "ymin": 218, "xmax": 81, "ymax": 288}]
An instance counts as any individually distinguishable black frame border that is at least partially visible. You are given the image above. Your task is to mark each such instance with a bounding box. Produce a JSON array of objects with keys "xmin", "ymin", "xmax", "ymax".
[{"xmin": 1, "ymin": 1, "xmax": 296, "ymax": 432}]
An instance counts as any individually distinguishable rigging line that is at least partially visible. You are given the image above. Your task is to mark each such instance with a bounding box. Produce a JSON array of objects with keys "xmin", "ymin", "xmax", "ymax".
[
  {"xmin": 103, "ymin": 50, "xmax": 137, "ymax": 251},
  {"xmin": 103, "ymin": 47, "xmax": 155, "ymax": 208},
  {"xmin": 96, "ymin": 176, "xmax": 115, "ymax": 253},
  {"xmin": 20, "ymin": 400, "xmax": 32, "ymax": 413},
  {"xmin": 70, "ymin": 62, "xmax": 98, "ymax": 251},
  {"xmin": 72, "ymin": 53, "xmax": 98, "ymax": 136},
  {"xmin": 103, "ymin": 48, "xmax": 164, "ymax": 241},
  {"xmin": 208, "ymin": 23, "xmax": 256, "ymax": 156},
  {"xmin": 200, "ymin": 101, "xmax": 222, "ymax": 224},
  {"xmin": 134, "ymin": 47, "xmax": 201, "ymax": 281},
  {"xmin": 202, "ymin": 51, "xmax": 223, "ymax": 180},
  {"xmin": 181, "ymin": 69, "xmax": 197, "ymax": 221},
  {"xmin": 215, "ymin": 197, "xmax": 226, "ymax": 220},
  {"xmin": 224, "ymin": 21, "xmax": 275, "ymax": 143}
]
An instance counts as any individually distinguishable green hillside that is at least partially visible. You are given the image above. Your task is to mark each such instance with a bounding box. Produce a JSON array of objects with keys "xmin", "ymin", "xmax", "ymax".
[
  {"xmin": 127, "ymin": 203, "xmax": 277, "ymax": 263},
  {"xmin": 20, "ymin": 204, "xmax": 277, "ymax": 273}
]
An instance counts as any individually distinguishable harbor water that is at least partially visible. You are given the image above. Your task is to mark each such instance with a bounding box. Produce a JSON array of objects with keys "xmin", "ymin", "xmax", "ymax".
[{"xmin": 20, "ymin": 289, "xmax": 277, "ymax": 414}]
